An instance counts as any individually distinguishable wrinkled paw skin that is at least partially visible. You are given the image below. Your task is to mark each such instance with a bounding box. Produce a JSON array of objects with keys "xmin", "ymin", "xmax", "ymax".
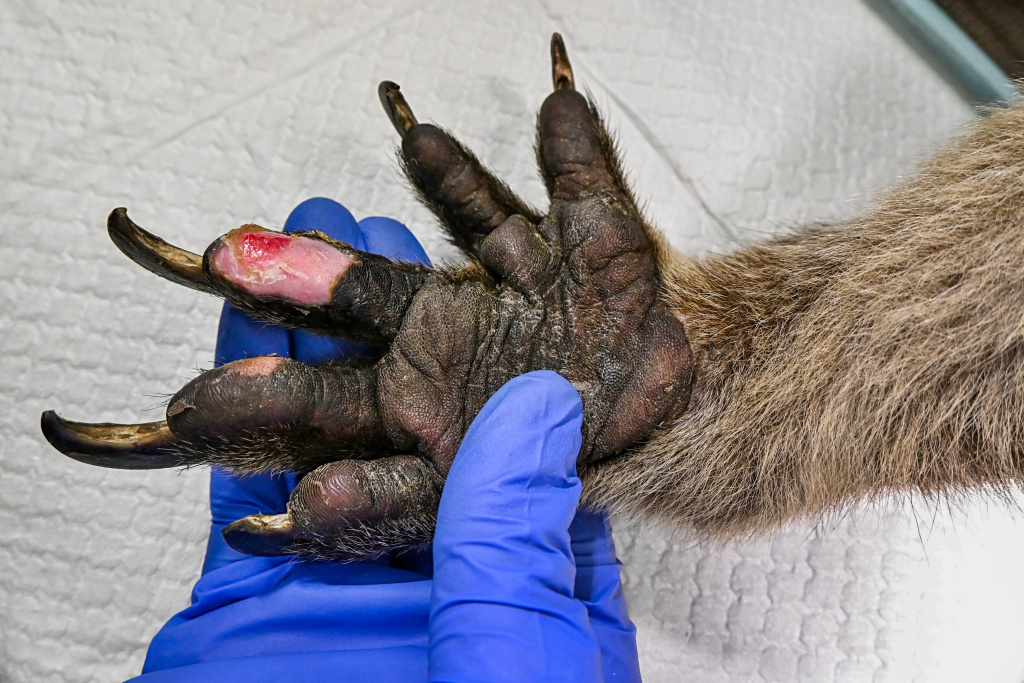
[{"xmin": 40, "ymin": 34, "xmax": 693, "ymax": 560}]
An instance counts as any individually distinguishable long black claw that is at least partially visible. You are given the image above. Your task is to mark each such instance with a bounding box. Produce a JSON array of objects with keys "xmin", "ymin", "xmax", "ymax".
[
  {"xmin": 107, "ymin": 207, "xmax": 217, "ymax": 295},
  {"xmin": 40, "ymin": 411, "xmax": 185, "ymax": 469},
  {"xmin": 378, "ymin": 81, "xmax": 418, "ymax": 138},
  {"xmin": 223, "ymin": 514, "xmax": 297, "ymax": 556},
  {"xmin": 551, "ymin": 33, "xmax": 574, "ymax": 91}
]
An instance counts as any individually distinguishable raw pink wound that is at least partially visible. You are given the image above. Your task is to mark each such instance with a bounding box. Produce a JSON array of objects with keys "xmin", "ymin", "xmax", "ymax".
[
  {"xmin": 240, "ymin": 231, "xmax": 290, "ymax": 266},
  {"xmin": 212, "ymin": 230, "xmax": 351, "ymax": 305}
]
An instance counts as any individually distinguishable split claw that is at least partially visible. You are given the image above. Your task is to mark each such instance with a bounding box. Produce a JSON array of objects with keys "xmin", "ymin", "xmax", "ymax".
[
  {"xmin": 378, "ymin": 81, "xmax": 418, "ymax": 138},
  {"xmin": 551, "ymin": 33, "xmax": 574, "ymax": 91},
  {"xmin": 222, "ymin": 513, "xmax": 297, "ymax": 556},
  {"xmin": 40, "ymin": 411, "xmax": 184, "ymax": 469},
  {"xmin": 107, "ymin": 207, "xmax": 216, "ymax": 295}
]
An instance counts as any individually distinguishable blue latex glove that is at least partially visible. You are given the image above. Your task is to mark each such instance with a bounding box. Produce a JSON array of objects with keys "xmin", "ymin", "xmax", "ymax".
[
  {"xmin": 131, "ymin": 199, "xmax": 640, "ymax": 682},
  {"xmin": 430, "ymin": 371, "xmax": 642, "ymax": 683}
]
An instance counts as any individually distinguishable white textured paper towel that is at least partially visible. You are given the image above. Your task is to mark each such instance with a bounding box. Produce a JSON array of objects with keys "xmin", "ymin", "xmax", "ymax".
[{"xmin": 3, "ymin": 1, "xmax": 1024, "ymax": 681}]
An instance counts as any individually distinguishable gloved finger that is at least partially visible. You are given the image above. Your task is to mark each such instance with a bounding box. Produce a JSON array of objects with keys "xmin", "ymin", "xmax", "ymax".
[
  {"xmin": 358, "ymin": 216, "xmax": 431, "ymax": 266},
  {"xmin": 570, "ymin": 509, "xmax": 641, "ymax": 683},
  {"xmin": 429, "ymin": 370, "xmax": 602, "ymax": 682}
]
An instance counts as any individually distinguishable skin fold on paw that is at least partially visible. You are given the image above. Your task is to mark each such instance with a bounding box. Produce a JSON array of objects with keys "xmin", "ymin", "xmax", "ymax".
[{"xmin": 41, "ymin": 33, "xmax": 1024, "ymax": 559}]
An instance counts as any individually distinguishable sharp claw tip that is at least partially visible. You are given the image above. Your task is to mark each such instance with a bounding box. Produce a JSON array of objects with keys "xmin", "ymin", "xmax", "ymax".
[
  {"xmin": 39, "ymin": 409, "xmax": 80, "ymax": 455},
  {"xmin": 107, "ymin": 206, "xmax": 130, "ymax": 231},
  {"xmin": 378, "ymin": 80, "xmax": 417, "ymax": 137},
  {"xmin": 223, "ymin": 514, "xmax": 296, "ymax": 557},
  {"xmin": 39, "ymin": 410, "xmax": 83, "ymax": 459},
  {"xmin": 40, "ymin": 409, "xmax": 62, "ymax": 441},
  {"xmin": 550, "ymin": 32, "xmax": 575, "ymax": 91}
]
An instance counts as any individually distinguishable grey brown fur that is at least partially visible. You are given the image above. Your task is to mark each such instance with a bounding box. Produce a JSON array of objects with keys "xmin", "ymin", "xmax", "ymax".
[{"xmin": 584, "ymin": 100, "xmax": 1024, "ymax": 539}]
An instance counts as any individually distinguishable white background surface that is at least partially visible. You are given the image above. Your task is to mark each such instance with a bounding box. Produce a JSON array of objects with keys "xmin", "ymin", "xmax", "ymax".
[{"xmin": 2, "ymin": 1, "xmax": 1024, "ymax": 681}]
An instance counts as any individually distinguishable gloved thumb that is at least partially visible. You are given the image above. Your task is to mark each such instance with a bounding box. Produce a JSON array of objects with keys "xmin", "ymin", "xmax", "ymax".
[{"xmin": 429, "ymin": 370, "xmax": 602, "ymax": 682}]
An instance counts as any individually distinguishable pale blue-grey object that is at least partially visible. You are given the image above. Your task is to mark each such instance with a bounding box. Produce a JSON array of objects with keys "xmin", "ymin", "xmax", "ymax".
[{"xmin": 867, "ymin": 0, "xmax": 1020, "ymax": 106}]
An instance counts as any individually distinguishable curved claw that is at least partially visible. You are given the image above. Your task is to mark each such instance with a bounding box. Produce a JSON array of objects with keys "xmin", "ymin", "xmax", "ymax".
[
  {"xmin": 40, "ymin": 411, "xmax": 184, "ymax": 469},
  {"xmin": 378, "ymin": 81, "xmax": 418, "ymax": 138},
  {"xmin": 107, "ymin": 207, "xmax": 217, "ymax": 295},
  {"xmin": 222, "ymin": 514, "xmax": 296, "ymax": 556},
  {"xmin": 551, "ymin": 33, "xmax": 574, "ymax": 91}
]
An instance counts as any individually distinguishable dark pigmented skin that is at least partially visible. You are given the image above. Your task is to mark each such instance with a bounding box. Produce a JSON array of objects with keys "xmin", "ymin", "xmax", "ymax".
[
  {"xmin": 41, "ymin": 38, "xmax": 695, "ymax": 559},
  {"xmin": 171, "ymin": 88, "xmax": 693, "ymax": 476},
  {"xmin": 378, "ymin": 192, "xmax": 692, "ymax": 474},
  {"xmin": 377, "ymin": 90, "xmax": 694, "ymax": 472},
  {"xmin": 400, "ymin": 123, "xmax": 543, "ymax": 256}
]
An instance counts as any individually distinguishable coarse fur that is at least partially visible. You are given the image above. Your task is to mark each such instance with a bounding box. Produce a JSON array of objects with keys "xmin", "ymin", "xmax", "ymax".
[{"xmin": 583, "ymin": 100, "xmax": 1024, "ymax": 539}]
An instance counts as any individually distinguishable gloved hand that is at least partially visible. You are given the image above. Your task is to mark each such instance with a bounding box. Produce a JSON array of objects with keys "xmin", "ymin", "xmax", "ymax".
[
  {"xmin": 430, "ymin": 370, "xmax": 642, "ymax": 683},
  {"xmin": 131, "ymin": 199, "xmax": 639, "ymax": 682}
]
